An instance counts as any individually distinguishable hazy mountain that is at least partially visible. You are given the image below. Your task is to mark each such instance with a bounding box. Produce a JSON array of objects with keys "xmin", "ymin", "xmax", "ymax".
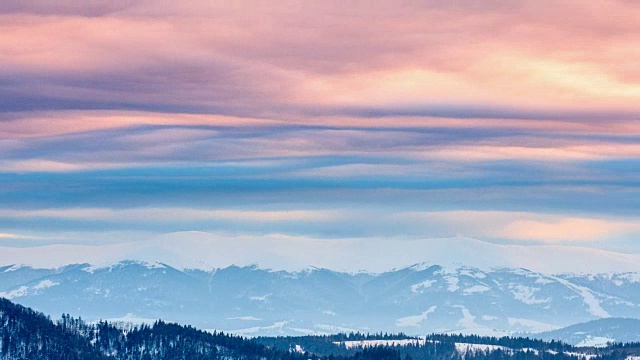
[
  {"xmin": 2, "ymin": 260, "xmax": 640, "ymax": 341},
  {"xmin": 534, "ymin": 318, "xmax": 640, "ymax": 347},
  {"xmin": 2, "ymin": 236, "xmax": 640, "ymax": 274}
]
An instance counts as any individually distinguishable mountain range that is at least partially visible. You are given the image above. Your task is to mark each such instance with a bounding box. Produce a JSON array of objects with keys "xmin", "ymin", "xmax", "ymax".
[
  {"xmin": 2, "ymin": 259, "xmax": 640, "ymax": 343},
  {"xmin": 2, "ymin": 235, "xmax": 640, "ymax": 274}
]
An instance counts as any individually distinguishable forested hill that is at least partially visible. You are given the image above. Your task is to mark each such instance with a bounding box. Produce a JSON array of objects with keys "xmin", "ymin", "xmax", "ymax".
[
  {"xmin": 1, "ymin": 298, "xmax": 640, "ymax": 360},
  {"xmin": 0, "ymin": 298, "xmax": 306, "ymax": 360}
]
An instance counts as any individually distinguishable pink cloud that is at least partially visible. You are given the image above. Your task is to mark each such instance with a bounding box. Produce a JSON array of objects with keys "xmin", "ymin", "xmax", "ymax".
[
  {"xmin": 1, "ymin": 1, "xmax": 638, "ymax": 171},
  {"xmin": 1, "ymin": 0, "xmax": 639, "ymax": 114},
  {"xmin": 402, "ymin": 210, "xmax": 640, "ymax": 242}
]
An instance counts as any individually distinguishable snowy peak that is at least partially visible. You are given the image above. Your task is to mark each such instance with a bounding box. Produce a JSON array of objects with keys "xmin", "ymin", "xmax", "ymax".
[
  {"xmin": 1, "ymin": 260, "xmax": 640, "ymax": 340},
  {"xmin": 81, "ymin": 260, "xmax": 169, "ymax": 274},
  {"xmin": 2, "ymin": 236, "xmax": 640, "ymax": 274}
]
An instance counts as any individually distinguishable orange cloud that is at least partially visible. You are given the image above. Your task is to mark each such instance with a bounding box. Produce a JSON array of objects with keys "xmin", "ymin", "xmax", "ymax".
[
  {"xmin": 402, "ymin": 210, "xmax": 640, "ymax": 242},
  {"xmin": 497, "ymin": 218, "xmax": 635, "ymax": 242}
]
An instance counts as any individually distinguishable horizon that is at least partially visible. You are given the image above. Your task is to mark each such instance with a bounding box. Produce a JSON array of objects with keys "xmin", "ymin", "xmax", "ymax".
[
  {"xmin": 2, "ymin": 235, "xmax": 640, "ymax": 274},
  {"xmin": 1, "ymin": 1, "xmax": 639, "ymax": 264}
]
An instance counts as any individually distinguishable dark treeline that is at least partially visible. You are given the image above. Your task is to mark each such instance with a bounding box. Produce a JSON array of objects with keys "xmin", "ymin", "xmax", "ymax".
[
  {"xmin": 424, "ymin": 334, "xmax": 575, "ymax": 352},
  {"xmin": 258, "ymin": 334, "xmax": 457, "ymax": 358},
  {"xmin": 1, "ymin": 298, "xmax": 639, "ymax": 360},
  {"xmin": 0, "ymin": 298, "xmax": 308, "ymax": 360},
  {"xmin": 255, "ymin": 332, "xmax": 416, "ymax": 357}
]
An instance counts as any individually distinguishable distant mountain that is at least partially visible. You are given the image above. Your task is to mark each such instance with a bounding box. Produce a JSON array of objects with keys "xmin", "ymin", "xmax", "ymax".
[
  {"xmin": 2, "ymin": 235, "xmax": 640, "ymax": 274},
  {"xmin": 534, "ymin": 318, "xmax": 640, "ymax": 347},
  {"xmin": 2, "ymin": 260, "xmax": 640, "ymax": 339}
]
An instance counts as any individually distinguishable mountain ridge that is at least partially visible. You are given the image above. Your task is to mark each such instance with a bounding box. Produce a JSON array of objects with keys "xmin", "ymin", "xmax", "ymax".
[
  {"xmin": 2, "ymin": 260, "xmax": 640, "ymax": 339},
  {"xmin": 534, "ymin": 318, "xmax": 640, "ymax": 347},
  {"xmin": 2, "ymin": 235, "xmax": 640, "ymax": 274}
]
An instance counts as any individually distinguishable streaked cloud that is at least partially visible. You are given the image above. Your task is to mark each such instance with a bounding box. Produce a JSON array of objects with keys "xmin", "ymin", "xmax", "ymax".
[
  {"xmin": 1, "ymin": 207, "xmax": 638, "ymax": 247},
  {"xmin": 0, "ymin": 233, "xmax": 39, "ymax": 240},
  {"xmin": 0, "ymin": 208, "xmax": 338, "ymax": 223},
  {"xmin": 0, "ymin": 0, "xmax": 639, "ymax": 255},
  {"xmin": 402, "ymin": 211, "xmax": 640, "ymax": 243},
  {"xmin": 2, "ymin": 1, "xmax": 639, "ymax": 115},
  {"xmin": 497, "ymin": 217, "xmax": 636, "ymax": 242}
]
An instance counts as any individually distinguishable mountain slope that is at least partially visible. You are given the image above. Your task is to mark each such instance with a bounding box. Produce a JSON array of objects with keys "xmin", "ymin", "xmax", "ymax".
[
  {"xmin": 2, "ymin": 261, "xmax": 640, "ymax": 338},
  {"xmin": 0, "ymin": 298, "xmax": 103, "ymax": 359},
  {"xmin": 535, "ymin": 318, "xmax": 640, "ymax": 347},
  {"xmin": 0, "ymin": 297, "xmax": 309, "ymax": 360}
]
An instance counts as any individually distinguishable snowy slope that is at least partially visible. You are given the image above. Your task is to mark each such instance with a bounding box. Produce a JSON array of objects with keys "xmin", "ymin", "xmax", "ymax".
[
  {"xmin": 534, "ymin": 318, "xmax": 640, "ymax": 346},
  {"xmin": 2, "ymin": 261, "xmax": 640, "ymax": 341}
]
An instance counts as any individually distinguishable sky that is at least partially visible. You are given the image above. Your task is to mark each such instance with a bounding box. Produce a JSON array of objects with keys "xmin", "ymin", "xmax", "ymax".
[{"xmin": 1, "ymin": 1, "xmax": 639, "ymax": 258}]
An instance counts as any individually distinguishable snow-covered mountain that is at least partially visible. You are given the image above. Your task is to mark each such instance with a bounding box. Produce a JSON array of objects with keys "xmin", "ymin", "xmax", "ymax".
[
  {"xmin": 2, "ymin": 235, "xmax": 640, "ymax": 274},
  {"xmin": 535, "ymin": 318, "xmax": 640, "ymax": 347},
  {"xmin": 2, "ymin": 260, "xmax": 640, "ymax": 341}
]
